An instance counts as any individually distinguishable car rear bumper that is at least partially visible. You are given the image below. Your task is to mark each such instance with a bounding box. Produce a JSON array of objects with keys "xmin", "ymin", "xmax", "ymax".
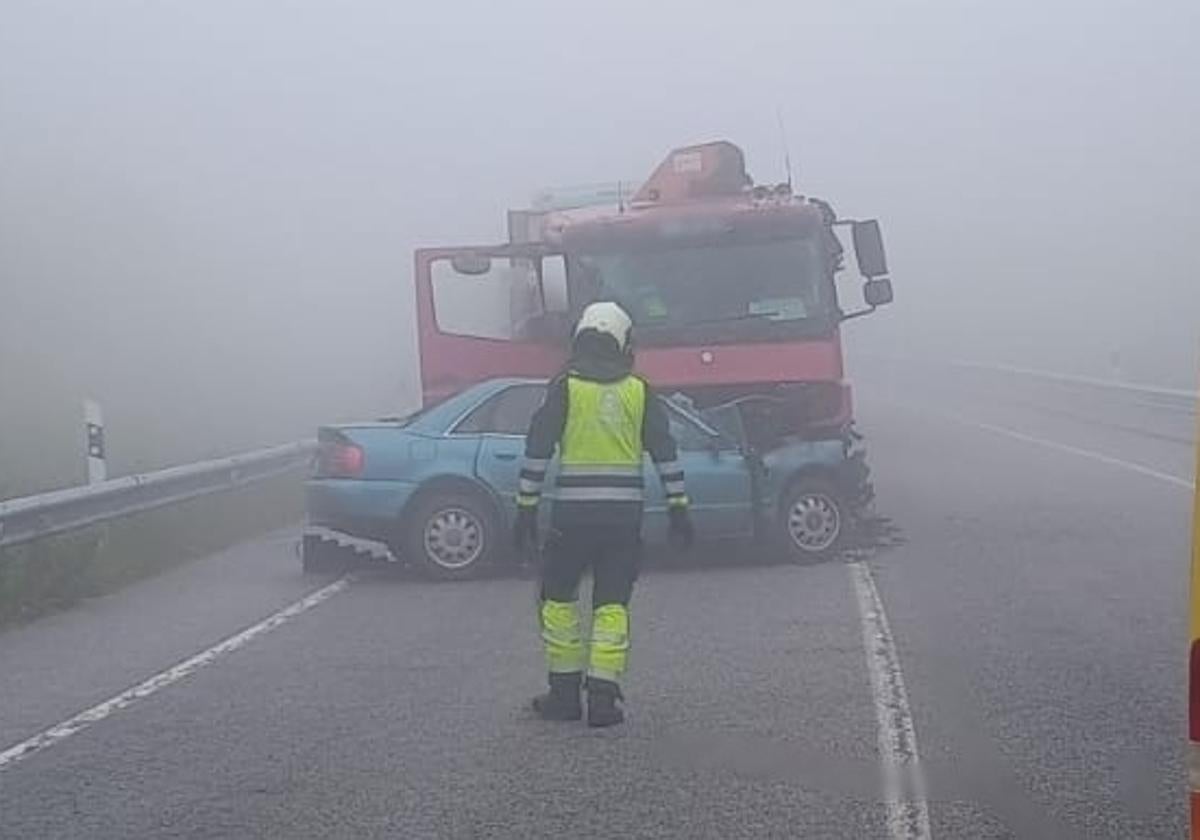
[
  {"xmin": 304, "ymin": 524, "xmax": 395, "ymax": 562},
  {"xmin": 305, "ymin": 477, "xmax": 420, "ymax": 543}
]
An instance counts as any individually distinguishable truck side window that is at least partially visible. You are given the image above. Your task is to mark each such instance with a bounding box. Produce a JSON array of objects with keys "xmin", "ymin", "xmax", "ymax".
[
  {"xmin": 431, "ymin": 259, "xmax": 541, "ymax": 340},
  {"xmin": 540, "ymin": 256, "xmax": 569, "ymax": 314}
]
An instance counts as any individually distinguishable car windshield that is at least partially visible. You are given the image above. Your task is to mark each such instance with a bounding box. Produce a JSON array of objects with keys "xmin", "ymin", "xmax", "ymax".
[
  {"xmin": 663, "ymin": 398, "xmax": 728, "ymax": 444},
  {"xmin": 578, "ymin": 236, "xmax": 834, "ymax": 345}
]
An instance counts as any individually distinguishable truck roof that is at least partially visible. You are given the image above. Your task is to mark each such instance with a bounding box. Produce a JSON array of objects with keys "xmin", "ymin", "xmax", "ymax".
[
  {"xmin": 517, "ymin": 141, "xmax": 832, "ymax": 250},
  {"xmin": 560, "ymin": 197, "xmax": 827, "ymax": 252}
]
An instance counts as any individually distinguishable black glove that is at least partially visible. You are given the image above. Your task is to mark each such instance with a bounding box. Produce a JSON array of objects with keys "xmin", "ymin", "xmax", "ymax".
[
  {"xmin": 513, "ymin": 507, "xmax": 538, "ymax": 551},
  {"xmin": 668, "ymin": 507, "xmax": 695, "ymax": 551}
]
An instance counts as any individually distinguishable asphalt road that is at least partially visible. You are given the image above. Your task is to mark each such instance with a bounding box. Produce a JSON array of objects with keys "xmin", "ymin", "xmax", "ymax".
[{"xmin": 0, "ymin": 368, "xmax": 1193, "ymax": 839}]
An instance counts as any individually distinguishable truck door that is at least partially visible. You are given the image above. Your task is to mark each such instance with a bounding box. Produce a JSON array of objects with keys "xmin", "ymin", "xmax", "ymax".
[{"xmin": 414, "ymin": 245, "xmax": 572, "ymax": 405}]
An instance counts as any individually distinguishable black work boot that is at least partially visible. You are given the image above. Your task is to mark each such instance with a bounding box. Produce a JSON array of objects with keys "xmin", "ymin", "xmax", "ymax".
[
  {"xmin": 532, "ymin": 672, "xmax": 582, "ymax": 721},
  {"xmin": 586, "ymin": 678, "xmax": 625, "ymax": 728}
]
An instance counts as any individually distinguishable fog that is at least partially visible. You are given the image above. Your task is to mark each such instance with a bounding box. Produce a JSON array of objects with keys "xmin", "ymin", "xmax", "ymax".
[{"xmin": 3, "ymin": 0, "xmax": 1197, "ymax": 494}]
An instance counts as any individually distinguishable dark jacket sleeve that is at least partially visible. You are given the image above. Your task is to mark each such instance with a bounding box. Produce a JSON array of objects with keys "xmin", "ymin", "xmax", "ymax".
[
  {"xmin": 517, "ymin": 376, "xmax": 568, "ymax": 507},
  {"xmin": 641, "ymin": 384, "xmax": 678, "ymax": 464},
  {"xmin": 642, "ymin": 383, "xmax": 689, "ymax": 508}
]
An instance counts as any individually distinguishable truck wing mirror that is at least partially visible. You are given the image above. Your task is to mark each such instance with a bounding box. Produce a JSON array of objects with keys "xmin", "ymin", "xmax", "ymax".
[
  {"xmin": 852, "ymin": 220, "xmax": 889, "ymax": 278},
  {"xmin": 450, "ymin": 253, "xmax": 493, "ymax": 275},
  {"xmin": 842, "ymin": 276, "xmax": 895, "ymax": 321},
  {"xmin": 863, "ymin": 277, "xmax": 894, "ymax": 308}
]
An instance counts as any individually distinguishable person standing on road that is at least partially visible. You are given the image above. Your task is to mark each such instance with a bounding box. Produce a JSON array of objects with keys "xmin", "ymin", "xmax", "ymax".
[{"xmin": 513, "ymin": 301, "xmax": 694, "ymax": 727}]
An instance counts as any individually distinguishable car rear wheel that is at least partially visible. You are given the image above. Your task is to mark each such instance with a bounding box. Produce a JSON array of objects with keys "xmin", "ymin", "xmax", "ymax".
[
  {"xmin": 402, "ymin": 492, "xmax": 497, "ymax": 580},
  {"xmin": 778, "ymin": 477, "xmax": 845, "ymax": 561}
]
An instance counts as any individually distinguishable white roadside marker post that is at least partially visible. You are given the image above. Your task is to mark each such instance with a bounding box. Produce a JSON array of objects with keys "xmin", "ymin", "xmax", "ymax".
[
  {"xmin": 84, "ymin": 398, "xmax": 110, "ymax": 557},
  {"xmin": 84, "ymin": 399, "xmax": 106, "ymax": 485}
]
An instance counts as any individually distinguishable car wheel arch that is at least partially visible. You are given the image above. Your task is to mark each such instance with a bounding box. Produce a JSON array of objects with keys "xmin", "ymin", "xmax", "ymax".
[
  {"xmin": 400, "ymin": 475, "xmax": 506, "ymax": 531},
  {"xmin": 775, "ymin": 465, "xmax": 842, "ymax": 517},
  {"xmin": 392, "ymin": 476, "xmax": 511, "ymax": 578}
]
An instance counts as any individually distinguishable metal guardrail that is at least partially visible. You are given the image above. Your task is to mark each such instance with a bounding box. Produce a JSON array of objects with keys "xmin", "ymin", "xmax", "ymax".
[{"xmin": 0, "ymin": 441, "xmax": 316, "ymax": 550}]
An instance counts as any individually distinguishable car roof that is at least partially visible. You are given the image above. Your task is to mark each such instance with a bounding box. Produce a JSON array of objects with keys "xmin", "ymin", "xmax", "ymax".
[
  {"xmin": 333, "ymin": 376, "xmax": 721, "ymax": 438},
  {"xmin": 402, "ymin": 378, "xmax": 547, "ymax": 434},
  {"xmin": 419, "ymin": 377, "xmax": 723, "ymax": 436}
]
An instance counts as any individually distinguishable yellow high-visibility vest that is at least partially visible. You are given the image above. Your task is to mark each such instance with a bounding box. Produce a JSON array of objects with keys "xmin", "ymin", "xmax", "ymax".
[{"xmin": 555, "ymin": 375, "xmax": 646, "ymax": 504}]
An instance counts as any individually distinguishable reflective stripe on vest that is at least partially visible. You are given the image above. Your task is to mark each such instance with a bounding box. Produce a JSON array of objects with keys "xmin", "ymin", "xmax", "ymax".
[{"xmin": 554, "ymin": 375, "xmax": 646, "ymax": 503}]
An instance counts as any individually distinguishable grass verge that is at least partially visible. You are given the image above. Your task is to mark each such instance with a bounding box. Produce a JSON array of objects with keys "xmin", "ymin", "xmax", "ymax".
[{"xmin": 0, "ymin": 474, "xmax": 303, "ymax": 626}]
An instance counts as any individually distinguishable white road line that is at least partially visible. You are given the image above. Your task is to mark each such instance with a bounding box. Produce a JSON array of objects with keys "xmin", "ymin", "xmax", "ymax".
[
  {"xmin": 849, "ymin": 560, "xmax": 933, "ymax": 840},
  {"xmin": 0, "ymin": 577, "xmax": 350, "ymax": 772},
  {"xmin": 967, "ymin": 419, "xmax": 1194, "ymax": 491},
  {"xmin": 948, "ymin": 359, "xmax": 1196, "ymax": 401}
]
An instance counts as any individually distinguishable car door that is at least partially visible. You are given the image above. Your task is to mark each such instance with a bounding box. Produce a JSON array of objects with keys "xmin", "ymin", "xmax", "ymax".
[
  {"xmin": 465, "ymin": 384, "xmax": 549, "ymax": 520},
  {"xmin": 643, "ymin": 404, "xmax": 754, "ymax": 544},
  {"xmin": 469, "ymin": 386, "xmax": 754, "ymax": 542}
]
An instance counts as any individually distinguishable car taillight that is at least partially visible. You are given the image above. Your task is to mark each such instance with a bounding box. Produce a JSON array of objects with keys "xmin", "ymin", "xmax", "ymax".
[{"xmin": 318, "ymin": 441, "xmax": 365, "ymax": 478}]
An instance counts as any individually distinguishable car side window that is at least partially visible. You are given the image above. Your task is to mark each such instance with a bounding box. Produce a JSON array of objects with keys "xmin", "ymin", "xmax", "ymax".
[{"xmin": 454, "ymin": 385, "xmax": 546, "ymax": 435}]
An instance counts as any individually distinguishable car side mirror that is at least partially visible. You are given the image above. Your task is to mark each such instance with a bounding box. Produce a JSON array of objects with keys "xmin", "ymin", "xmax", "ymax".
[
  {"xmin": 852, "ymin": 220, "xmax": 888, "ymax": 278},
  {"xmin": 863, "ymin": 277, "xmax": 894, "ymax": 308}
]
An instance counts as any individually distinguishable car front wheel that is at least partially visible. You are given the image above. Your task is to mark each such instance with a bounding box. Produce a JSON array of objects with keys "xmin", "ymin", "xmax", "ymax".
[{"xmin": 778, "ymin": 477, "xmax": 845, "ymax": 561}]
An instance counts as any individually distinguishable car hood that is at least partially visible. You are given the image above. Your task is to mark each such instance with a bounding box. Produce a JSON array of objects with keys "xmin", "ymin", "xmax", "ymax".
[{"xmin": 698, "ymin": 395, "xmax": 844, "ymax": 454}]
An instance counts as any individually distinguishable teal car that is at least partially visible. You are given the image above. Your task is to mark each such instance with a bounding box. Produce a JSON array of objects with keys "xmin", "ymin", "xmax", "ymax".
[{"xmin": 304, "ymin": 378, "xmax": 870, "ymax": 578}]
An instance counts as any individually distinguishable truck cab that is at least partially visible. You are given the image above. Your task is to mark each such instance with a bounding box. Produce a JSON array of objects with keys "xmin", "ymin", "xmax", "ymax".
[{"xmin": 412, "ymin": 140, "xmax": 893, "ymax": 439}]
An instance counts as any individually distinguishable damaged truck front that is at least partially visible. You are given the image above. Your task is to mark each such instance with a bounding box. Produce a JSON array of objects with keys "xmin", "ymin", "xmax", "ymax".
[{"xmin": 411, "ymin": 140, "xmax": 891, "ymax": 542}]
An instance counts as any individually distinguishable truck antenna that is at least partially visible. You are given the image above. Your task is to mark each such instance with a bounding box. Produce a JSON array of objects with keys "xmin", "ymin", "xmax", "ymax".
[{"xmin": 776, "ymin": 106, "xmax": 795, "ymax": 189}]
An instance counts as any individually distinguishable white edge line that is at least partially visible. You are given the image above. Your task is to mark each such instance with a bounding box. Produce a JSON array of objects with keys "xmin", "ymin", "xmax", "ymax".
[
  {"xmin": 0, "ymin": 576, "xmax": 350, "ymax": 771},
  {"xmin": 967, "ymin": 419, "xmax": 1194, "ymax": 491},
  {"xmin": 849, "ymin": 560, "xmax": 933, "ymax": 840}
]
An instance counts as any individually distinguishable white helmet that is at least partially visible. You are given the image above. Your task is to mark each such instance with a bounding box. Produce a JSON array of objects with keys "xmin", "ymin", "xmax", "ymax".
[{"xmin": 575, "ymin": 301, "xmax": 633, "ymax": 352}]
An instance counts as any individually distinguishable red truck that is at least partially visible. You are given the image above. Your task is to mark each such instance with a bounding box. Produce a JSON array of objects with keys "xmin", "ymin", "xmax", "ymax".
[{"xmin": 413, "ymin": 140, "xmax": 890, "ymax": 452}]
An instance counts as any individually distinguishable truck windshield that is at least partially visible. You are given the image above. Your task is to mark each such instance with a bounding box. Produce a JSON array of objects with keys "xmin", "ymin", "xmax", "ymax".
[{"xmin": 576, "ymin": 237, "xmax": 834, "ymax": 345}]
